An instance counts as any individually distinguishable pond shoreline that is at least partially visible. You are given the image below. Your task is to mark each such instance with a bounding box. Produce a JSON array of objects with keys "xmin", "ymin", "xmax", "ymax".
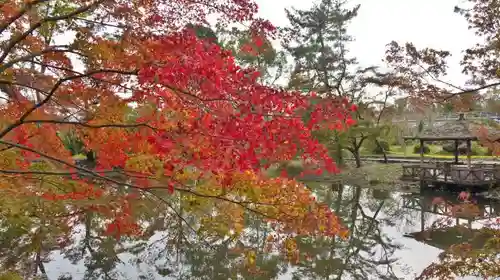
[
  {"xmin": 299, "ymin": 162, "xmax": 420, "ymax": 191},
  {"xmin": 348, "ymin": 156, "xmax": 500, "ymax": 164}
]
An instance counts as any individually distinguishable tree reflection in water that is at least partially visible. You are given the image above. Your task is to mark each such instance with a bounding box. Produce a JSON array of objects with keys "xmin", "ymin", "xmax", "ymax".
[
  {"xmin": 13, "ymin": 184, "xmax": 500, "ymax": 279},
  {"xmin": 34, "ymin": 184, "xmax": 406, "ymax": 280},
  {"xmin": 290, "ymin": 185, "xmax": 401, "ymax": 280}
]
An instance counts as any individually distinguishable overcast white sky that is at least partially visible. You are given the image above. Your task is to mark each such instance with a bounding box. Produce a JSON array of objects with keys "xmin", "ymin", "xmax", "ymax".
[{"xmin": 253, "ymin": 0, "xmax": 480, "ymax": 88}]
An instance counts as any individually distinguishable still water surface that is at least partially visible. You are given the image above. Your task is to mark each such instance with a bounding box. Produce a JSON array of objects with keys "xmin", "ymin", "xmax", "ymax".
[{"xmin": 45, "ymin": 185, "xmax": 499, "ymax": 279}]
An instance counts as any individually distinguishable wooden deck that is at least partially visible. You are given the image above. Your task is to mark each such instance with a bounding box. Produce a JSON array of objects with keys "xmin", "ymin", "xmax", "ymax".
[{"xmin": 401, "ymin": 163, "xmax": 500, "ymax": 187}]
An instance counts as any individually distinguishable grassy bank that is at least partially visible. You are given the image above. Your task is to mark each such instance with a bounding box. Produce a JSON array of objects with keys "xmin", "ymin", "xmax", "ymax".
[
  {"xmin": 267, "ymin": 160, "xmax": 415, "ymax": 191},
  {"xmin": 324, "ymin": 162, "xmax": 406, "ymax": 189}
]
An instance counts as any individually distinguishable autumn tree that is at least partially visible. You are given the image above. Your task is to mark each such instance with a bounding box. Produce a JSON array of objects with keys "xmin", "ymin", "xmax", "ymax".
[
  {"xmin": 282, "ymin": 0, "xmax": 399, "ymax": 167},
  {"xmin": 479, "ymin": 88, "xmax": 500, "ymax": 113},
  {"xmin": 281, "ymin": 0, "xmax": 369, "ymax": 166},
  {"xmin": 0, "ymin": 0, "xmax": 357, "ymax": 277},
  {"xmin": 381, "ymin": 0, "xmax": 500, "ymax": 107},
  {"xmin": 379, "ymin": 0, "xmax": 500, "ymax": 278}
]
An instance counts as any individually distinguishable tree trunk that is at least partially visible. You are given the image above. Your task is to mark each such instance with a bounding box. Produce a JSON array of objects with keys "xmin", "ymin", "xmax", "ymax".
[
  {"xmin": 375, "ymin": 139, "xmax": 388, "ymax": 163},
  {"xmin": 353, "ymin": 149, "xmax": 362, "ymax": 168},
  {"xmin": 333, "ymin": 132, "xmax": 344, "ymax": 167}
]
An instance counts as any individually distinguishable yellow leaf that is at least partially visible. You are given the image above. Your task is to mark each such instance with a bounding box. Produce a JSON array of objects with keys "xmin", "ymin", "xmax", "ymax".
[{"xmin": 246, "ymin": 250, "xmax": 256, "ymax": 266}]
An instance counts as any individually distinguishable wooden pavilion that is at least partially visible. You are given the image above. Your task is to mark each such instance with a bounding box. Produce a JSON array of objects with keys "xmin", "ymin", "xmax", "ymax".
[{"xmin": 401, "ymin": 113, "xmax": 500, "ymax": 191}]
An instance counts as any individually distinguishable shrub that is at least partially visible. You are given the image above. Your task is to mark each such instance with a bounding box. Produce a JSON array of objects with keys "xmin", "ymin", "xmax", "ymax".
[
  {"xmin": 58, "ymin": 130, "xmax": 85, "ymax": 155},
  {"xmin": 372, "ymin": 140, "xmax": 390, "ymax": 154},
  {"xmin": 413, "ymin": 144, "xmax": 430, "ymax": 154},
  {"xmin": 435, "ymin": 149, "xmax": 451, "ymax": 155},
  {"xmin": 441, "ymin": 143, "xmax": 456, "ymax": 153},
  {"xmin": 471, "ymin": 142, "xmax": 488, "ymax": 156},
  {"xmin": 441, "ymin": 142, "xmax": 484, "ymax": 155},
  {"xmin": 284, "ymin": 160, "xmax": 304, "ymax": 177},
  {"xmin": 470, "ymin": 145, "xmax": 480, "ymax": 156}
]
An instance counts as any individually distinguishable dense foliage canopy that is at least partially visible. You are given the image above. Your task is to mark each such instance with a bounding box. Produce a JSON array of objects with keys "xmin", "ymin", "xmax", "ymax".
[{"xmin": 0, "ymin": 0, "xmax": 357, "ymax": 278}]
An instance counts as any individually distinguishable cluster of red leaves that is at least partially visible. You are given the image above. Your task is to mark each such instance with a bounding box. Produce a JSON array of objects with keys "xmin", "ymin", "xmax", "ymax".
[
  {"xmin": 41, "ymin": 185, "xmax": 104, "ymax": 201},
  {"xmin": 103, "ymin": 199, "xmax": 142, "ymax": 239},
  {"xmin": 129, "ymin": 30, "xmax": 355, "ymax": 179},
  {"xmin": 239, "ymin": 33, "xmax": 268, "ymax": 56},
  {"xmin": 475, "ymin": 126, "xmax": 500, "ymax": 156},
  {"xmin": 71, "ymin": 30, "xmax": 356, "ymax": 240},
  {"xmin": 0, "ymin": 0, "xmax": 357, "ymax": 244}
]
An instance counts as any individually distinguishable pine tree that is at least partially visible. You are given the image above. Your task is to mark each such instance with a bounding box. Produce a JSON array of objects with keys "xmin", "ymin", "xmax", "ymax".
[{"xmin": 283, "ymin": 0, "xmax": 361, "ymax": 101}]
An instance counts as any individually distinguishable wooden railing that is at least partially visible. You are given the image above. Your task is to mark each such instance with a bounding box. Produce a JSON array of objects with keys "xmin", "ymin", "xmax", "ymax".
[
  {"xmin": 392, "ymin": 111, "xmax": 500, "ymax": 124},
  {"xmin": 401, "ymin": 163, "xmax": 500, "ymax": 185}
]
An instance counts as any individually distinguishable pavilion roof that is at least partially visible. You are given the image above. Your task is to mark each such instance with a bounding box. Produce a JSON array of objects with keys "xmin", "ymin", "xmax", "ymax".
[{"xmin": 404, "ymin": 114, "xmax": 478, "ymax": 141}]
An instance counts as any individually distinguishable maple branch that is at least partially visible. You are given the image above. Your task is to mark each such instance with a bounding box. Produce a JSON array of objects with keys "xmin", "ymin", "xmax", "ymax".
[
  {"xmin": 175, "ymin": 187, "xmax": 273, "ymax": 218},
  {"xmin": 1, "ymin": 75, "xmax": 125, "ymax": 124},
  {"xmin": 0, "ymin": 79, "xmax": 88, "ymax": 119},
  {"xmin": 0, "ymin": 45, "xmax": 76, "ymax": 73},
  {"xmin": 0, "ymin": 157, "xmax": 214, "ymax": 251},
  {"xmin": 443, "ymin": 81, "xmax": 500, "ymax": 101},
  {"xmin": 0, "ymin": 169, "xmax": 116, "ymax": 176},
  {"xmin": 123, "ymin": 173, "xmax": 285, "ymax": 208},
  {"xmin": 115, "ymin": 173, "xmax": 287, "ymax": 217},
  {"xmin": 162, "ymin": 83, "xmax": 231, "ymax": 103},
  {"xmin": 141, "ymin": 189, "xmax": 216, "ymax": 249},
  {"xmin": 29, "ymin": 209, "xmax": 85, "ymax": 220},
  {"xmin": 29, "ymin": 61, "xmax": 138, "ymax": 92},
  {"xmin": 0, "ymin": 141, "xmax": 297, "ymax": 236},
  {"xmin": 21, "ymin": 120, "xmax": 156, "ymax": 130},
  {"xmin": 0, "ymin": 0, "xmax": 105, "ymax": 64},
  {"xmin": 0, "ymin": 68, "xmax": 137, "ymax": 140},
  {"xmin": 0, "ymin": 0, "xmax": 49, "ymax": 34},
  {"xmin": 174, "ymin": 187, "xmax": 283, "ymax": 208},
  {"xmin": 415, "ymin": 63, "xmax": 465, "ymax": 93},
  {"xmin": 0, "ymin": 139, "xmax": 137, "ymax": 187},
  {"xmin": 0, "ymin": 79, "xmax": 51, "ymax": 94},
  {"xmin": 73, "ymin": 17, "xmax": 128, "ymax": 29}
]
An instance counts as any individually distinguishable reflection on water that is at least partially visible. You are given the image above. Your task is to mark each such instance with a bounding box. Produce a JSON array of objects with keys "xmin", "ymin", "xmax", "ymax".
[{"xmin": 45, "ymin": 185, "xmax": 500, "ymax": 280}]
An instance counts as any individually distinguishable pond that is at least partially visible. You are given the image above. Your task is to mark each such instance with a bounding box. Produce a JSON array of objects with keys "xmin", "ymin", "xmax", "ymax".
[{"xmin": 44, "ymin": 185, "xmax": 500, "ymax": 280}]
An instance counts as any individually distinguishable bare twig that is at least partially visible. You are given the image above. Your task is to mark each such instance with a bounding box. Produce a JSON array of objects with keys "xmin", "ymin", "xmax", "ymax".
[
  {"xmin": 443, "ymin": 81, "xmax": 500, "ymax": 101},
  {"xmin": 0, "ymin": 0, "xmax": 105, "ymax": 64}
]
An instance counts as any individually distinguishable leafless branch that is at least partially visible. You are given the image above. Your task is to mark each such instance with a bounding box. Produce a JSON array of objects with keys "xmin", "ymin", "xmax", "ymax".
[
  {"xmin": 73, "ymin": 17, "xmax": 128, "ymax": 29},
  {"xmin": 0, "ymin": 0, "xmax": 105, "ymax": 64},
  {"xmin": 443, "ymin": 81, "xmax": 500, "ymax": 101},
  {"xmin": 0, "ymin": 169, "xmax": 115, "ymax": 176}
]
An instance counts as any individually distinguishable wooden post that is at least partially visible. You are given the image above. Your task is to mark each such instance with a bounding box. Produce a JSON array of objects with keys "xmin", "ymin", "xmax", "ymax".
[
  {"xmin": 454, "ymin": 140, "xmax": 459, "ymax": 164},
  {"xmin": 420, "ymin": 139, "xmax": 425, "ymax": 187},
  {"xmin": 420, "ymin": 206, "xmax": 425, "ymax": 232},
  {"xmin": 420, "ymin": 139, "xmax": 425, "ymax": 164},
  {"xmin": 466, "ymin": 139, "xmax": 472, "ymax": 168}
]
